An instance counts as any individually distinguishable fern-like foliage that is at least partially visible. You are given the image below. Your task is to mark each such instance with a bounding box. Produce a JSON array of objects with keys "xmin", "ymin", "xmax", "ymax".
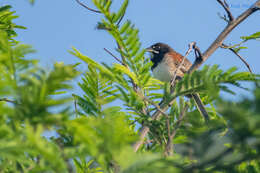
[
  {"xmin": 71, "ymin": 0, "xmax": 162, "ymax": 116},
  {"xmin": 74, "ymin": 65, "xmax": 118, "ymax": 116},
  {"xmin": 170, "ymin": 65, "xmax": 259, "ymax": 101},
  {"xmin": 16, "ymin": 62, "xmax": 79, "ymax": 125},
  {"xmin": 93, "ymin": 0, "xmax": 157, "ymax": 89},
  {"xmin": 225, "ymin": 31, "xmax": 260, "ymax": 53},
  {"xmin": 0, "ymin": 5, "xmax": 81, "ymax": 172}
]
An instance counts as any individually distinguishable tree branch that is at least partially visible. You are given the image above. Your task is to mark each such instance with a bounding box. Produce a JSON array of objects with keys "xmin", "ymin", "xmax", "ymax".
[
  {"xmin": 217, "ymin": 12, "xmax": 229, "ymax": 23},
  {"xmin": 170, "ymin": 104, "xmax": 189, "ymax": 139},
  {"xmin": 104, "ymin": 48, "xmax": 124, "ymax": 65},
  {"xmin": 116, "ymin": 13, "xmax": 125, "ymax": 26},
  {"xmin": 133, "ymin": 1, "xmax": 260, "ymax": 152},
  {"xmin": 164, "ymin": 104, "xmax": 189, "ymax": 156},
  {"xmin": 221, "ymin": 43, "xmax": 253, "ymax": 73},
  {"xmin": 217, "ymin": 0, "xmax": 234, "ymax": 21},
  {"xmin": 75, "ymin": 0, "xmax": 101, "ymax": 13},
  {"xmin": 72, "ymin": 95, "xmax": 79, "ymax": 117},
  {"xmin": 0, "ymin": 98, "xmax": 17, "ymax": 104},
  {"xmin": 138, "ymin": 93, "xmax": 168, "ymax": 117},
  {"xmin": 188, "ymin": 1, "xmax": 260, "ymax": 73}
]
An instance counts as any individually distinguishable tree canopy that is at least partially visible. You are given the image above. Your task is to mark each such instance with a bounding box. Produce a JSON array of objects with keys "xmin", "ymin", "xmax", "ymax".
[{"xmin": 0, "ymin": 0, "xmax": 260, "ymax": 172}]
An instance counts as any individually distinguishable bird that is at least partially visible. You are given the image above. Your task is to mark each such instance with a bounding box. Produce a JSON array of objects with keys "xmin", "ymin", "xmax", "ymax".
[{"xmin": 146, "ymin": 42, "xmax": 209, "ymax": 122}]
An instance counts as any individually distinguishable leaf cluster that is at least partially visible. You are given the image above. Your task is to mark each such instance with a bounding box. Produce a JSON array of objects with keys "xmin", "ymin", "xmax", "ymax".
[{"xmin": 0, "ymin": 5, "xmax": 80, "ymax": 172}]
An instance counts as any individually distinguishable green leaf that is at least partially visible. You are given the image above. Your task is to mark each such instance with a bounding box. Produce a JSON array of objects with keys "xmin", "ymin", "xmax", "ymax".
[
  {"xmin": 70, "ymin": 47, "xmax": 115, "ymax": 79},
  {"xmin": 0, "ymin": 5, "xmax": 12, "ymax": 12},
  {"xmin": 113, "ymin": 0, "xmax": 128, "ymax": 23},
  {"xmin": 241, "ymin": 31, "xmax": 260, "ymax": 41},
  {"xmin": 120, "ymin": 20, "xmax": 131, "ymax": 34},
  {"xmin": 113, "ymin": 63, "xmax": 138, "ymax": 85},
  {"xmin": 233, "ymin": 46, "xmax": 248, "ymax": 53}
]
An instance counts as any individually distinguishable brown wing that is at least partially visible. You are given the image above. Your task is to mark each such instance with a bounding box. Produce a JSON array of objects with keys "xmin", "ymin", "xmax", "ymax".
[
  {"xmin": 180, "ymin": 58, "xmax": 192, "ymax": 73},
  {"xmin": 168, "ymin": 51, "xmax": 183, "ymax": 63},
  {"xmin": 168, "ymin": 51, "xmax": 192, "ymax": 75}
]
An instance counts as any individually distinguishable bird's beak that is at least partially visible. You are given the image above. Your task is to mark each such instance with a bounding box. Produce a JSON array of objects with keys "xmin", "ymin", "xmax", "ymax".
[
  {"xmin": 145, "ymin": 47, "xmax": 159, "ymax": 54},
  {"xmin": 146, "ymin": 47, "xmax": 154, "ymax": 52}
]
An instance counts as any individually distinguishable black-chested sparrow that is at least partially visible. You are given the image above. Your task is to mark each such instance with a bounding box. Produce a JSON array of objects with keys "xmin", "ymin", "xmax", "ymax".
[{"xmin": 146, "ymin": 42, "xmax": 209, "ymax": 122}]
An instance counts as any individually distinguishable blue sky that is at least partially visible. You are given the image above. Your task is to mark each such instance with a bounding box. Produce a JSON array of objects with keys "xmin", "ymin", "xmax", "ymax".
[{"xmin": 1, "ymin": 0, "xmax": 260, "ymax": 99}]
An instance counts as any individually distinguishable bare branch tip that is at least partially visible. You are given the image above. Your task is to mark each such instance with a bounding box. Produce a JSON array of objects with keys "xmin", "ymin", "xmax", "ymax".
[
  {"xmin": 75, "ymin": 0, "xmax": 101, "ymax": 13},
  {"xmin": 221, "ymin": 43, "xmax": 253, "ymax": 73},
  {"xmin": 104, "ymin": 48, "xmax": 124, "ymax": 65},
  {"xmin": 217, "ymin": 0, "xmax": 234, "ymax": 21}
]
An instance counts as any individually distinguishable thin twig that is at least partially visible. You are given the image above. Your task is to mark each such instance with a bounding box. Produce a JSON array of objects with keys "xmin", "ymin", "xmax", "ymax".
[
  {"xmin": 170, "ymin": 42, "xmax": 195, "ymax": 86},
  {"xmin": 166, "ymin": 115, "xmax": 171, "ymax": 143},
  {"xmin": 73, "ymin": 95, "xmax": 79, "ymax": 117},
  {"xmin": 188, "ymin": 1, "xmax": 260, "ymax": 73},
  {"xmin": 217, "ymin": 0, "xmax": 234, "ymax": 21},
  {"xmin": 221, "ymin": 43, "xmax": 252, "ymax": 73},
  {"xmin": 117, "ymin": 14, "xmax": 125, "ymax": 26},
  {"xmin": 116, "ymin": 43, "xmax": 127, "ymax": 65},
  {"xmin": 104, "ymin": 48, "xmax": 124, "ymax": 65},
  {"xmin": 139, "ymin": 93, "xmax": 168, "ymax": 117},
  {"xmin": 170, "ymin": 104, "xmax": 189, "ymax": 138},
  {"xmin": 221, "ymin": 40, "xmax": 246, "ymax": 49},
  {"xmin": 0, "ymin": 98, "xmax": 16, "ymax": 104},
  {"xmin": 75, "ymin": 0, "xmax": 101, "ymax": 13},
  {"xmin": 190, "ymin": 43, "xmax": 209, "ymax": 122},
  {"xmin": 164, "ymin": 104, "xmax": 189, "ymax": 156},
  {"xmin": 217, "ymin": 12, "xmax": 229, "ymax": 23},
  {"xmin": 116, "ymin": 43, "xmax": 139, "ymax": 92},
  {"xmin": 192, "ymin": 93, "xmax": 210, "ymax": 122}
]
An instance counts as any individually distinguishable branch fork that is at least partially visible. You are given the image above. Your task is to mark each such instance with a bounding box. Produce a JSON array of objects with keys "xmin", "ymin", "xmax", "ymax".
[
  {"xmin": 164, "ymin": 104, "xmax": 189, "ymax": 156},
  {"xmin": 221, "ymin": 43, "xmax": 252, "ymax": 73},
  {"xmin": 217, "ymin": 0, "xmax": 234, "ymax": 22}
]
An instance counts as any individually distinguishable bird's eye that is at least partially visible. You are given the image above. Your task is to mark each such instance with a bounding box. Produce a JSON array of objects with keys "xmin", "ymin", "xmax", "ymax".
[{"xmin": 157, "ymin": 46, "xmax": 160, "ymax": 49}]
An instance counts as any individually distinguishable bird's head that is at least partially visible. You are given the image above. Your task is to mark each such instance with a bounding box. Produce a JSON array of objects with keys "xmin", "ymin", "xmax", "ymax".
[{"xmin": 146, "ymin": 42, "xmax": 172, "ymax": 56}]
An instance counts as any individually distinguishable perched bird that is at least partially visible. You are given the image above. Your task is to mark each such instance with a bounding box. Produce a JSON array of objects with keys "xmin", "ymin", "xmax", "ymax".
[{"xmin": 146, "ymin": 42, "xmax": 209, "ymax": 122}]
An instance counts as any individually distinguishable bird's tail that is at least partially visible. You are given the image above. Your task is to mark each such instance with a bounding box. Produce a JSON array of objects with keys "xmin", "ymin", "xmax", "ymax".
[{"xmin": 191, "ymin": 93, "xmax": 210, "ymax": 122}]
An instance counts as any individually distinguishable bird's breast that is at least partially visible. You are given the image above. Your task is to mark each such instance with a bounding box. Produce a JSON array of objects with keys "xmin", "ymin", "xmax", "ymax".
[{"xmin": 152, "ymin": 61, "xmax": 172, "ymax": 82}]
